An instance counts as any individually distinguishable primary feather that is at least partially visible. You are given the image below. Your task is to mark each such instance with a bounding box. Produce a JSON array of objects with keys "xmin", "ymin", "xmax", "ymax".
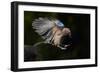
[{"xmin": 32, "ymin": 17, "xmax": 55, "ymax": 40}]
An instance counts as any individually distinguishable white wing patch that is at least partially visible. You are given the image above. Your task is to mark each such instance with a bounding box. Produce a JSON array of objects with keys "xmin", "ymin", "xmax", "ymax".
[{"xmin": 32, "ymin": 17, "xmax": 55, "ymax": 39}]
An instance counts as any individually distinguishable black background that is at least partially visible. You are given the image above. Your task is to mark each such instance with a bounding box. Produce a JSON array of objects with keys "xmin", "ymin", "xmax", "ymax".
[{"xmin": 24, "ymin": 11, "xmax": 90, "ymax": 61}]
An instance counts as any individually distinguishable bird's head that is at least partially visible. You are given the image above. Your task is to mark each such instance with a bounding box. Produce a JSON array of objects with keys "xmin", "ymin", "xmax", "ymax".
[{"xmin": 51, "ymin": 26, "xmax": 72, "ymax": 50}]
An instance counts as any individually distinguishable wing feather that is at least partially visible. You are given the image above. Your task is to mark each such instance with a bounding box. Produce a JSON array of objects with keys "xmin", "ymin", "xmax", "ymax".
[{"xmin": 32, "ymin": 17, "xmax": 55, "ymax": 39}]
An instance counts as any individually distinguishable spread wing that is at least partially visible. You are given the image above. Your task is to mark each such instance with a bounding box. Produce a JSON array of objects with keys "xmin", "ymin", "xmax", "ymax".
[{"xmin": 32, "ymin": 17, "xmax": 55, "ymax": 40}]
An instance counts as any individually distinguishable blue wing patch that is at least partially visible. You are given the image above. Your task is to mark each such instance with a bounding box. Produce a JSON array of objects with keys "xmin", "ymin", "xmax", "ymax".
[{"xmin": 55, "ymin": 20, "xmax": 64, "ymax": 27}]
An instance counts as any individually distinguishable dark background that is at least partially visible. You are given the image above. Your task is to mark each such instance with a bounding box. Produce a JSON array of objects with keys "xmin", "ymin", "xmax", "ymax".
[{"xmin": 24, "ymin": 11, "xmax": 90, "ymax": 62}]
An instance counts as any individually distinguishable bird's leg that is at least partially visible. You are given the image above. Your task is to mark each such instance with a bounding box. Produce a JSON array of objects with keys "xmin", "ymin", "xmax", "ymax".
[{"xmin": 58, "ymin": 45, "xmax": 67, "ymax": 50}]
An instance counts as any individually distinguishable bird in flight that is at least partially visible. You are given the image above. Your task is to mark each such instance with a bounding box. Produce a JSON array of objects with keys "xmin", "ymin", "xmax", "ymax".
[{"xmin": 32, "ymin": 17, "xmax": 72, "ymax": 50}]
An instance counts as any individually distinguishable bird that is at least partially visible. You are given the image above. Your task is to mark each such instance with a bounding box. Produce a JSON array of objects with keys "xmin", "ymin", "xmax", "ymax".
[{"xmin": 32, "ymin": 17, "xmax": 71, "ymax": 50}]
